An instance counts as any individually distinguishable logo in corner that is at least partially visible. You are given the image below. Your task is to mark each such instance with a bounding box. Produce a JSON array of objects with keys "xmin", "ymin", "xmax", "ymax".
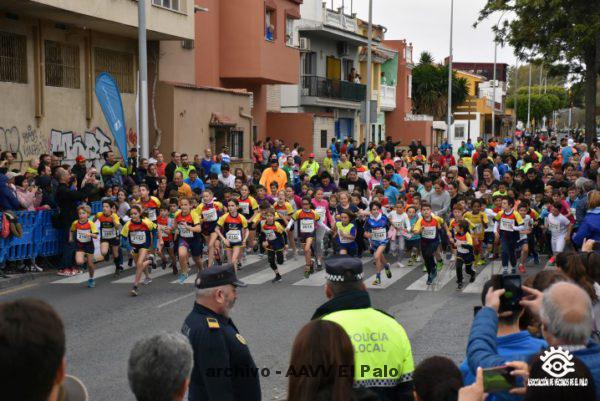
[{"xmin": 540, "ymin": 347, "xmax": 576, "ymax": 378}]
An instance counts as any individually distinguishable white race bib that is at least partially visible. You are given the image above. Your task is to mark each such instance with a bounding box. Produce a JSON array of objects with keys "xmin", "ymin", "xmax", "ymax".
[
  {"xmin": 371, "ymin": 228, "xmax": 386, "ymax": 242},
  {"xmin": 265, "ymin": 229, "xmax": 277, "ymax": 241},
  {"xmin": 456, "ymin": 240, "xmax": 469, "ymax": 253},
  {"xmin": 77, "ymin": 229, "xmax": 91, "ymax": 243},
  {"xmin": 548, "ymin": 222, "xmax": 560, "ymax": 232},
  {"xmin": 315, "ymin": 207, "xmax": 326, "ymax": 220},
  {"xmin": 178, "ymin": 223, "xmax": 193, "ymax": 238},
  {"xmin": 226, "ymin": 230, "xmax": 242, "ymax": 243},
  {"xmin": 422, "ymin": 226, "xmax": 437, "ymax": 239},
  {"xmin": 341, "ymin": 169, "xmax": 349, "ymax": 177},
  {"xmin": 357, "ymin": 171, "xmax": 365, "ymax": 180},
  {"xmin": 306, "ymin": 168, "xmax": 313, "ymax": 176},
  {"xmin": 240, "ymin": 202, "xmax": 250, "ymax": 215},
  {"xmin": 147, "ymin": 208, "xmax": 157, "ymax": 221},
  {"xmin": 202, "ymin": 208, "xmax": 218, "ymax": 222},
  {"xmin": 339, "ymin": 232, "xmax": 354, "ymax": 243},
  {"xmin": 102, "ymin": 227, "xmax": 116, "ymax": 239},
  {"xmin": 347, "ymin": 184, "xmax": 355, "ymax": 193},
  {"xmin": 473, "ymin": 223, "xmax": 483, "ymax": 234},
  {"xmin": 323, "ymin": 192, "xmax": 332, "ymax": 198},
  {"xmin": 300, "ymin": 219, "xmax": 315, "ymax": 233},
  {"xmin": 130, "ymin": 231, "xmax": 146, "ymax": 245},
  {"xmin": 500, "ymin": 218, "xmax": 514, "ymax": 232}
]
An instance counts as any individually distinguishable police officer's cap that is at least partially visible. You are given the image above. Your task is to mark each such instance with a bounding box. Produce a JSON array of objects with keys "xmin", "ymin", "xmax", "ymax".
[
  {"xmin": 324, "ymin": 256, "xmax": 363, "ymax": 283},
  {"xmin": 195, "ymin": 264, "xmax": 247, "ymax": 289}
]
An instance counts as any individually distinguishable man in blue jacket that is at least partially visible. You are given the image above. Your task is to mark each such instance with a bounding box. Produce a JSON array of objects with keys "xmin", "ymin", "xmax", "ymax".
[
  {"xmin": 0, "ymin": 172, "xmax": 20, "ymax": 211},
  {"xmin": 573, "ymin": 190, "xmax": 600, "ymax": 249},
  {"xmin": 468, "ymin": 281, "xmax": 600, "ymax": 399},
  {"xmin": 460, "ymin": 279, "xmax": 546, "ymax": 401}
]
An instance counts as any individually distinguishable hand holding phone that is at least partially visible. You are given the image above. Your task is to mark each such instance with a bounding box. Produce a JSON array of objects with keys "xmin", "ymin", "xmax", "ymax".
[{"xmin": 483, "ymin": 365, "xmax": 516, "ymax": 393}]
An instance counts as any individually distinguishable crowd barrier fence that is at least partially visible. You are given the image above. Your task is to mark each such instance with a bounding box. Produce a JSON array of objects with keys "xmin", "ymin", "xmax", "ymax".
[{"xmin": 0, "ymin": 201, "xmax": 102, "ymax": 264}]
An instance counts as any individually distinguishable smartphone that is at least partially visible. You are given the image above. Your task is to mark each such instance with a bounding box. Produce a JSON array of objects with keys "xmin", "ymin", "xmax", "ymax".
[
  {"xmin": 501, "ymin": 275, "xmax": 523, "ymax": 311},
  {"xmin": 473, "ymin": 306, "xmax": 482, "ymax": 317},
  {"xmin": 592, "ymin": 241, "xmax": 600, "ymax": 251},
  {"xmin": 483, "ymin": 365, "xmax": 516, "ymax": 393}
]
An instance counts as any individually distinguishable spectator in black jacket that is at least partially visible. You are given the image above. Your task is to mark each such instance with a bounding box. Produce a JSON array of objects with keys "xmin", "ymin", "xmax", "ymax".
[
  {"xmin": 165, "ymin": 152, "xmax": 180, "ymax": 183},
  {"xmin": 70, "ymin": 156, "xmax": 87, "ymax": 189},
  {"xmin": 522, "ymin": 169, "xmax": 545, "ymax": 195}
]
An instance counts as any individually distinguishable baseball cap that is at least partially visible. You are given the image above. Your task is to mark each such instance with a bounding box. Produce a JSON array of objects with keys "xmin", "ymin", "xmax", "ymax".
[
  {"xmin": 309, "ymin": 153, "xmax": 315, "ymax": 158},
  {"xmin": 76, "ymin": 155, "xmax": 86, "ymax": 163},
  {"xmin": 195, "ymin": 264, "xmax": 247, "ymax": 289}
]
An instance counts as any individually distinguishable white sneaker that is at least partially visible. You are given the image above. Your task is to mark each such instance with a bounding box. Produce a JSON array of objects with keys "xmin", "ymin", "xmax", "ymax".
[
  {"xmin": 142, "ymin": 277, "xmax": 152, "ymax": 285},
  {"xmin": 397, "ymin": 261, "xmax": 405, "ymax": 268},
  {"xmin": 32, "ymin": 264, "xmax": 43, "ymax": 272}
]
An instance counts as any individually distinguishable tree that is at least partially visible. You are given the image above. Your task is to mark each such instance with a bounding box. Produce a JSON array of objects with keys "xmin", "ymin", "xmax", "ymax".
[
  {"xmin": 506, "ymin": 93, "xmax": 561, "ymax": 123},
  {"xmin": 477, "ymin": 0, "xmax": 600, "ymax": 144},
  {"xmin": 412, "ymin": 52, "xmax": 470, "ymax": 120}
]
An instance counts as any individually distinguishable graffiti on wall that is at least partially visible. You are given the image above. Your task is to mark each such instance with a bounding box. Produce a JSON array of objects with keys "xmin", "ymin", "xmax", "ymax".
[
  {"xmin": 51, "ymin": 127, "xmax": 113, "ymax": 169},
  {"xmin": 128, "ymin": 128, "xmax": 137, "ymax": 147},
  {"xmin": 1, "ymin": 125, "xmax": 49, "ymax": 169}
]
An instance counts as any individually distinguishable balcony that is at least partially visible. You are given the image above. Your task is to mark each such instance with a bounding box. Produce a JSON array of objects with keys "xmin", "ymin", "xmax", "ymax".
[
  {"xmin": 324, "ymin": 7, "xmax": 359, "ymax": 34},
  {"xmin": 380, "ymin": 84, "xmax": 396, "ymax": 111},
  {"xmin": 301, "ymin": 75, "xmax": 366, "ymax": 106}
]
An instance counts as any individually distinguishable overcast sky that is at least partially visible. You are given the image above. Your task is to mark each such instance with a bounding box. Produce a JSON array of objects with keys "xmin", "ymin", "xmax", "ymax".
[{"xmin": 339, "ymin": 0, "xmax": 517, "ymax": 65}]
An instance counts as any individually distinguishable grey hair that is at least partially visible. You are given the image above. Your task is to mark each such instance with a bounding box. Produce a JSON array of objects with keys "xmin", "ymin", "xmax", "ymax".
[
  {"xmin": 575, "ymin": 177, "xmax": 595, "ymax": 192},
  {"xmin": 128, "ymin": 332, "xmax": 193, "ymax": 401},
  {"xmin": 540, "ymin": 284, "xmax": 594, "ymax": 345}
]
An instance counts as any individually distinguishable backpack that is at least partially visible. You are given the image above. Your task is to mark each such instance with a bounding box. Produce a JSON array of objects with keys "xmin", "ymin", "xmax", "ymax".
[
  {"xmin": 2, "ymin": 211, "xmax": 22, "ymax": 238},
  {"xmin": 1, "ymin": 213, "xmax": 9, "ymax": 239}
]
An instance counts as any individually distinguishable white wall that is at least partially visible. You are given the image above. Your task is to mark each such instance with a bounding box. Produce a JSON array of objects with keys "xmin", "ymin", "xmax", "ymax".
[
  {"xmin": 451, "ymin": 113, "xmax": 481, "ymax": 153},
  {"xmin": 299, "ymin": 0, "xmax": 323, "ymax": 24}
]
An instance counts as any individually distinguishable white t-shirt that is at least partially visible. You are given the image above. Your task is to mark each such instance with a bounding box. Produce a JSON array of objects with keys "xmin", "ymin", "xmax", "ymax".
[
  {"xmin": 546, "ymin": 213, "xmax": 570, "ymax": 238},
  {"xmin": 484, "ymin": 208, "xmax": 497, "ymax": 233},
  {"xmin": 218, "ymin": 173, "xmax": 236, "ymax": 189}
]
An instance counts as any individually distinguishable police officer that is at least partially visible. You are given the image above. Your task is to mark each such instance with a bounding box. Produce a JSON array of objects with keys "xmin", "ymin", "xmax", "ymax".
[
  {"xmin": 311, "ymin": 256, "xmax": 415, "ymax": 401},
  {"xmin": 182, "ymin": 264, "xmax": 261, "ymax": 401}
]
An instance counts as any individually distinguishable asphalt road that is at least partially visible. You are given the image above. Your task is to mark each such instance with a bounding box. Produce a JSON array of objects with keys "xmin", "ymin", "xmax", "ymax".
[{"xmin": 0, "ymin": 255, "xmax": 545, "ymax": 401}]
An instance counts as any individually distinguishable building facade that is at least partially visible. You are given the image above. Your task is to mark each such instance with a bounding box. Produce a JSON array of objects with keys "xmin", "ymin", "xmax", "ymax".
[{"xmin": 0, "ymin": 0, "xmax": 194, "ymax": 169}]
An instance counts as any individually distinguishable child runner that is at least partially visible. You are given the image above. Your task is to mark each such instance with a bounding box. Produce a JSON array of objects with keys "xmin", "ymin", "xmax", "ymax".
[
  {"xmin": 139, "ymin": 184, "xmax": 160, "ymax": 269},
  {"xmin": 516, "ymin": 203, "xmax": 532, "ymax": 273},
  {"xmin": 196, "ymin": 189, "xmax": 224, "ymax": 268},
  {"xmin": 156, "ymin": 203, "xmax": 177, "ymax": 274},
  {"xmin": 413, "ymin": 202, "xmax": 445, "ymax": 285},
  {"xmin": 216, "ymin": 199, "xmax": 249, "ymax": 270},
  {"xmin": 387, "ymin": 202, "xmax": 407, "ymax": 267},
  {"xmin": 311, "ymin": 188, "xmax": 334, "ymax": 270},
  {"xmin": 494, "ymin": 197, "xmax": 524, "ymax": 275},
  {"xmin": 258, "ymin": 208, "xmax": 287, "ymax": 282},
  {"xmin": 333, "ymin": 210, "xmax": 357, "ymax": 256},
  {"xmin": 403, "ymin": 205, "xmax": 421, "ymax": 265},
  {"xmin": 95, "ymin": 200, "xmax": 122, "ymax": 277},
  {"xmin": 545, "ymin": 202, "xmax": 572, "ymax": 266},
  {"xmin": 70, "ymin": 204, "xmax": 98, "ymax": 287},
  {"xmin": 364, "ymin": 201, "xmax": 392, "ymax": 285},
  {"xmin": 175, "ymin": 198, "xmax": 203, "ymax": 283},
  {"xmin": 454, "ymin": 220, "xmax": 476, "ymax": 290},
  {"xmin": 238, "ymin": 185, "xmax": 258, "ymax": 254},
  {"xmin": 287, "ymin": 197, "xmax": 323, "ymax": 278},
  {"xmin": 121, "ymin": 205, "xmax": 155, "ymax": 296},
  {"xmin": 463, "ymin": 199, "xmax": 488, "ymax": 266}
]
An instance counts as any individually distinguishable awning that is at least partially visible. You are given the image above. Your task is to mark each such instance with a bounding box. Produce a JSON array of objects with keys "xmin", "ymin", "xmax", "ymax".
[
  {"xmin": 210, "ymin": 112, "xmax": 236, "ymax": 127},
  {"xmin": 265, "ymin": 0, "xmax": 277, "ymax": 10},
  {"xmin": 286, "ymin": 8, "xmax": 301, "ymax": 19}
]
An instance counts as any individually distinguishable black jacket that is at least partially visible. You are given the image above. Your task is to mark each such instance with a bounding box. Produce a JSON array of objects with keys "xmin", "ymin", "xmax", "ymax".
[{"xmin": 54, "ymin": 183, "xmax": 89, "ymax": 229}]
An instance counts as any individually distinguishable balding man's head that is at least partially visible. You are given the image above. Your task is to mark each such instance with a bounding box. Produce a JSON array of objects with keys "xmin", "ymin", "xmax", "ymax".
[
  {"xmin": 54, "ymin": 167, "xmax": 69, "ymax": 183},
  {"xmin": 541, "ymin": 282, "xmax": 593, "ymax": 346}
]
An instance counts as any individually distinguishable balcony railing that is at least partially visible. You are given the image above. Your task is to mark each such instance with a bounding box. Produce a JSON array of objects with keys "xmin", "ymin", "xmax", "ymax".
[
  {"xmin": 323, "ymin": 5, "xmax": 359, "ymax": 34},
  {"xmin": 379, "ymin": 84, "xmax": 396, "ymax": 110},
  {"xmin": 301, "ymin": 75, "xmax": 366, "ymax": 102}
]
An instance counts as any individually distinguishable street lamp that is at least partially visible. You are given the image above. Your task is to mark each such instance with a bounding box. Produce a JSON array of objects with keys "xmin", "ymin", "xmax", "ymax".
[
  {"xmin": 491, "ymin": 10, "xmax": 508, "ymax": 139},
  {"xmin": 138, "ymin": 0, "xmax": 149, "ymax": 159},
  {"xmin": 364, "ymin": 0, "xmax": 373, "ymax": 151}
]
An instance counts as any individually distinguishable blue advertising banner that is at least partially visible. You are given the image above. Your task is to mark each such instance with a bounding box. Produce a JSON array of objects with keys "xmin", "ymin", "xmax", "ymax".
[{"xmin": 95, "ymin": 72, "xmax": 128, "ymax": 166}]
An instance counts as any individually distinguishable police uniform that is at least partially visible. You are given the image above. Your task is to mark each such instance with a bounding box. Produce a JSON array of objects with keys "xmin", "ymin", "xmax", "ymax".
[
  {"xmin": 181, "ymin": 264, "xmax": 261, "ymax": 401},
  {"xmin": 312, "ymin": 256, "xmax": 415, "ymax": 401}
]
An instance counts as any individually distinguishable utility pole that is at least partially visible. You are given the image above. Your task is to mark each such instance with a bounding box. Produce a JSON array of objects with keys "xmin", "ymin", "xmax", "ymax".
[
  {"xmin": 513, "ymin": 58, "xmax": 518, "ymax": 133},
  {"xmin": 447, "ymin": 0, "xmax": 454, "ymax": 143},
  {"xmin": 492, "ymin": 40, "xmax": 497, "ymax": 139},
  {"xmin": 526, "ymin": 61, "xmax": 532, "ymax": 130},
  {"xmin": 138, "ymin": 0, "xmax": 149, "ymax": 159},
  {"xmin": 364, "ymin": 0, "xmax": 373, "ymax": 150}
]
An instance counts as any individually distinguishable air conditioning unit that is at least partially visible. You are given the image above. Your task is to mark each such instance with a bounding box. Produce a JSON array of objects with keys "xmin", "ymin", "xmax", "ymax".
[
  {"xmin": 181, "ymin": 39, "xmax": 194, "ymax": 50},
  {"xmin": 337, "ymin": 41, "xmax": 349, "ymax": 56},
  {"xmin": 299, "ymin": 37, "xmax": 311, "ymax": 51}
]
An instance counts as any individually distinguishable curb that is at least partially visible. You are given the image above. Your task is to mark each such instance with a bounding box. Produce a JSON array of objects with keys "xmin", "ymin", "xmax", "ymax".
[{"xmin": 0, "ymin": 272, "xmax": 37, "ymax": 291}]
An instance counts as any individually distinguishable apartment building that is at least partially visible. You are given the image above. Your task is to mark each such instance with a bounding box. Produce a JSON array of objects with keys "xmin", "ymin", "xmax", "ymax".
[{"xmin": 0, "ymin": 0, "xmax": 194, "ymax": 169}]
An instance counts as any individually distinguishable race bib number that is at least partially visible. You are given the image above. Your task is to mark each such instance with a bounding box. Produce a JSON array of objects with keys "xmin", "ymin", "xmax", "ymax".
[
  {"xmin": 265, "ymin": 230, "xmax": 276, "ymax": 241},
  {"xmin": 315, "ymin": 207, "xmax": 326, "ymax": 220},
  {"xmin": 300, "ymin": 219, "xmax": 315, "ymax": 233},
  {"xmin": 500, "ymin": 218, "xmax": 514, "ymax": 232},
  {"xmin": 202, "ymin": 208, "xmax": 218, "ymax": 222},
  {"xmin": 323, "ymin": 192, "xmax": 332, "ymax": 198},
  {"xmin": 341, "ymin": 169, "xmax": 349, "ymax": 177},
  {"xmin": 456, "ymin": 240, "xmax": 469, "ymax": 253},
  {"xmin": 77, "ymin": 229, "xmax": 91, "ymax": 243},
  {"xmin": 102, "ymin": 227, "xmax": 116, "ymax": 239},
  {"xmin": 178, "ymin": 223, "xmax": 193, "ymax": 238},
  {"xmin": 347, "ymin": 184, "xmax": 355, "ymax": 193},
  {"xmin": 306, "ymin": 168, "xmax": 313, "ymax": 176},
  {"xmin": 549, "ymin": 222, "xmax": 560, "ymax": 232},
  {"xmin": 240, "ymin": 202, "xmax": 250, "ymax": 215},
  {"xmin": 130, "ymin": 231, "xmax": 147, "ymax": 245},
  {"xmin": 392, "ymin": 220, "xmax": 403, "ymax": 229},
  {"xmin": 339, "ymin": 232, "xmax": 354, "ymax": 244},
  {"xmin": 357, "ymin": 172, "xmax": 365, "ymax": 180},
  {"xmin": 147, "ymin": 208, "xmax": 157, "ymax": 221},
  {"xmin": 226, "ymin": 230, "xmax": 242, "ymax": 243},
  {"xmin": 422, "ymin": 226, "xmax": 437, "ymax": 239},
  {"xmin": 473, "ymin": 223, "xmax": 483, "ymax": 234},
  {"xmin": 371, "ymin": 228, "xmax": 386, "ymax": 242}
]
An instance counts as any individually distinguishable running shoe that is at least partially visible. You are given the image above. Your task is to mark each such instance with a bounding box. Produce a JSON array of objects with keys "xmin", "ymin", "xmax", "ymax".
[
  {"xmin": 142, "ymin": 277, "xmax": 152, "ymax": 285},
  {"xmin": 272, "ymin": 274, "xmax": 282, "ymax": 283},
  {"xmin": 57, "ymin": 268, "xmax": 70, "ymax": 276},
  {"xmin": 518, "ymin": 263, "xmax": 526, "ymax": 273},
  {"xmin": 415, "ymin": 256, "xmax": 421, "ymax": 263},
  {"xmin": 397, "ymin": 261, "xmax": 405, "ymax": 268},
  {"xmin": 72, "ymin": 268, "xmax": 81, "ymax": 276},
  {"xmin": 131, "ymin": 286, "xmax": 138, "ymax": 296},
  {"xmin": 436, "ymin": 260, "xmax": 444, "ymax": 271},
  {"xmin": 469, "ymin": 274, "xmax": 476, "ymax": 283},
  {"xmin": 160, "ymin": 260, "xmax": 167, "ymax": 270},
  {"xmin": 31, "ymin": 263, "xmax": 43, "ymax": 272},
  {"xmin": 431, "ymin": 269, "xmax": 438, "ymax": 281},
  {"xmin": 315, "ymin": 262, "xmax": 323, "ymax": 271},
  {"xmin": 372, "ymin": 276, "xmax": 381, "ymax": 286},
  {"xmin": 178, "ymin": 273, "xmax": 188, "ymax": 284},
  {"xmin": 407, "ymin": 258, "xmax": 414, "ymax": 266},
  {"xmin": 457, "ymin": 282, "xmax": 463, "ymax": 290},
  {"xmin": 502, "ymin": 268, "xmax": 509, "ymax": 275},
  {"xmin": 476, "ymin": 258, "xmax": 487, "ymax": 267},
  {"xmin": 237, "ymin": 262, "xmax": 243, "ymax": 271},
  {"xmin": 87, "ymin": 278, "xmax": 95, "ymax": 288},
  {"xmin": 533, "ymin": 254, "xmax": 540, "ymax": 265},
  {"xmin": 171, "ymin": 263, "xmax": 178, "ymax": 275},
  {"xmin": 384, "ymin": 263, "xmax": 392, "ymax": 278},
  {"xmin": 426, "ymin": 274, "xmax": 433, "ymax": 285},
  {"xmin": 304, "ymin": 269, "xmax": 310, "ymax": 279},
  {"xmin": 128, "ymin": 257, "xmax": 133, "ymax": 267}
]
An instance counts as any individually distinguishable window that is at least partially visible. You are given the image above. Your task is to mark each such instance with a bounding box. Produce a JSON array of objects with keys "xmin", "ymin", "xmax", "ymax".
[
  {"xmin": 152, "ymin": 0, "xmax": 180, "ymax": 12},
  {"xmin": 45, "ymin": 40, "xmax": 80, "ymax": 89},
  {"xmin": 454, "ymin": 126, "xmax": 465, "ymax": 139},
  {"xmin": 229, "ymin": 130, "xmax": 244, "ymax": 158},
  {"xmin": 407, "ymin": 75, "xmax": 412, "ymax": 98},
  {"xmin": 302, "ymin": 52, "xmax": 316, "ymax": 76},
  {"xmin": 0, "ymin": 31, "xmax": 27, "ymax": 83},
  {"xmin": 342, "ymin": 59, "xmax": 354, "ymax": 82},
  {"xmin": 320, "ymin": 130, "xmax": 328, "ymax": 148},
  {"xmin": 94, "ymin": 48, "xmax": 134, "ymax": 93},
  {"xmin": 285, "ymin": 17, "xmax": 294, "ymax": 46},
  {"xmin": 265, "ymin": 9, "xmax": 276, "ymax": 41}
]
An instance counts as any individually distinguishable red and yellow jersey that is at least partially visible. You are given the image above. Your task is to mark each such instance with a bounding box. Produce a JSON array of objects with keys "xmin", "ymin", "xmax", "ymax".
[
  {"xmin": 70, "ymin": 219, "xmax": 98, "ymax": 244},
  {"xmin": 273, "ymin": 201, "xmax": 294, "ymax": 217},
  {"xmin": 238, "ymin": 196, "xmax": 258, "ymax": 217},
  {"xmin": 291, "ymin": 209, "xmax": 319, "ymax": 235},
  {"xmin": 141, "ymin": 196, "xmax": 161, "ymax": 221},
  {"xmin": 527, "ymin": 208, "xmax": 540, "ymax": 221},
  {"xmin": 251, "ymin": 211, "xmax": 284, "ymax": 225},
  {"xmin": 174, "ymin": 210, "xmax": 201, "ymax": 239},
  {"xmin": 412, "ymin": 215, "xmax": 444, "ymax": 240},
  {"xmin": 196, "ymin": 201, "xmax": 223, "ymax": 223},
  {"xmin": 260, "ymin": 221, "xmax": 286, "ymax": 250},
  {"xmin": 157, "ymin": 215, "xmax": 175, "ymax": 241},
  {"xmin": 455, "ymin": 232, "xmax": 474, "ymax": 256},
  {"xmin": 121, "ymin": 218, "xmax": 155, "ymax": 248},
  {"xmin": 495, "ymin": 210, "xmax": 524, "ymax": 232},
  {"xmin": 94, "ymin": 212, "xmax": 121, "ymax": 240},
  {"xmin": 217, "ymin": 212, "xmax": 248, "ymax": 231}
]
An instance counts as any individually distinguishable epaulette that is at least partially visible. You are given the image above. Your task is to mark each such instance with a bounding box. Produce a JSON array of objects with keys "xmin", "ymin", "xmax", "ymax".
[{"xmin": 206, "ymin": 317, "xmax": 220, "ymax": 329}]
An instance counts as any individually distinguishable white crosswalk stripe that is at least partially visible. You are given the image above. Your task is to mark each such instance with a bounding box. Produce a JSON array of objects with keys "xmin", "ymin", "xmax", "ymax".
[
  {"xmin": 293, "ymin": 257, "xmax": 374, "ymax": 287},
  {"xmin": 51, "ymin": 264, "xmax": 133, "ymax": 284},
  {"xmin": 406, "ymin": 263, "xmax": 457, "ymax": 291},
  {"xmin": 365, "ymin": 262, "xmax": 416, "ymax": 289},
  {"xmin": 463, "ymin": 262, "xmax": 501, "ymax": 294},
  {"xmin": 241, "ymin": 258, "xmax": 305, "ymax": 285},
  {"xmin": 112, "ymin": 267, "xmax": 173, "ymax": 283}
]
